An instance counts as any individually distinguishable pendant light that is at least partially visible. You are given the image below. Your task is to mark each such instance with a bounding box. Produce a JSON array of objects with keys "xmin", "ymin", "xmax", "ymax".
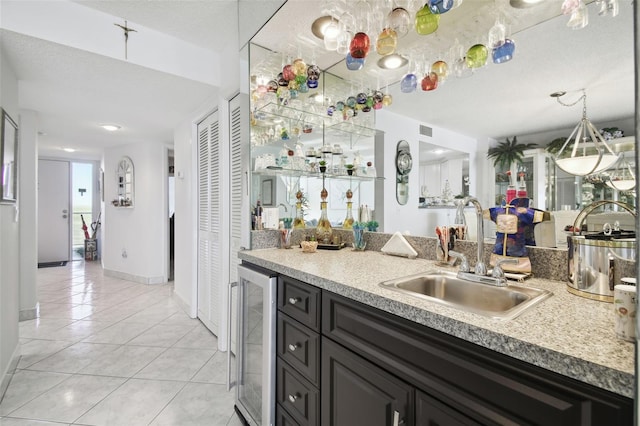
[
  {"xmin": 551, "ymin": 90, "xmax": 621, "ymax": 176},
  {"xmin": 605, "ymin": 153, "xmax": 636, "ymax": 191}
]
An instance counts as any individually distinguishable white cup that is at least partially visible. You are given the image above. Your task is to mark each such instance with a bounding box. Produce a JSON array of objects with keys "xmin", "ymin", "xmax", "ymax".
[{"xmin": 614, "ymin": 284, "xmax": 636, "ymax": 341}]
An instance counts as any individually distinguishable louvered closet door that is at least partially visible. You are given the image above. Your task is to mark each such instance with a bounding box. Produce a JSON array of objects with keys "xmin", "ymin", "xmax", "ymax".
[
  {"xmin": 228, "ymin": 94, "xmax": 249, "ymax": 353},
  {"xmin": 198, "ymin": 110, "xmax": 222, "ymax": 335}
]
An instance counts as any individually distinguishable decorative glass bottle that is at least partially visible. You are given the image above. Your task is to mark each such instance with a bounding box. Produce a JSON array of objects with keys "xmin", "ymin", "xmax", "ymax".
[
  {"xmin": 293, "ymin": 190, "xmax": 306, "ymax": 229},
  {"xmin": 343, "ymin": 189, "xmax": 354, "ymax": 229},
  {"xmin": 315, "ymin": 187, "xmax": 333, "ymax": 244}
]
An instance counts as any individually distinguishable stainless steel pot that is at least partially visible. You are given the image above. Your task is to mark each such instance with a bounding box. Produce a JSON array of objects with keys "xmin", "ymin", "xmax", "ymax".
[{"xmin": 567, "ymin": 201, "xmax": 636, "ymax": 302}]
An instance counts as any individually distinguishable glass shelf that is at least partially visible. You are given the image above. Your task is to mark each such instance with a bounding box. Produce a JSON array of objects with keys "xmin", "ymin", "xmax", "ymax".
[{"xmin": 252, "ymin": 168, "xmax": 382, "ymax": 181}]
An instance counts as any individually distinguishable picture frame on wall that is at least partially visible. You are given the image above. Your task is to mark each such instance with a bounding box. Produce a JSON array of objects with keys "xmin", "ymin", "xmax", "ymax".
[{"xmin": 0, "ymin": 108, "xmax": 18, "ymax": 203}]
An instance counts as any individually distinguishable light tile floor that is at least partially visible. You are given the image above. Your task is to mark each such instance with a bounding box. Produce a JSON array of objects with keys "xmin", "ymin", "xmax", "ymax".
[{"xmin": 0, "ymin": 261, "xmax": 243, "ymax": 426}]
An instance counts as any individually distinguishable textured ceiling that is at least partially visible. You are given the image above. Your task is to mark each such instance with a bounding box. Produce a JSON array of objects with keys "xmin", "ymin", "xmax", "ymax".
[{"xmin": 73, "ymin": 0, "xmax": 237, "ymax": 50}]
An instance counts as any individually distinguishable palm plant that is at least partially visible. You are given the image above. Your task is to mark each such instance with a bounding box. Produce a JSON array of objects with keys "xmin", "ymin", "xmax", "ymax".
[{"xmin": 487, "ymin": 136, "xmax": 537, "ymax": 170}]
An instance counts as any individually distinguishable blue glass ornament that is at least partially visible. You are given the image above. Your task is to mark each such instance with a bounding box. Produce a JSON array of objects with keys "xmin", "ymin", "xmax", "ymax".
[
  {"xmin": 346, "ymin": 53, "xmax": 365, "ymax": 71},
  {"xmin": 346, "ymin": 96, "xmax": 357, "ymax": 108},
  {"xmin": 356, "ymin": 92, "xmax": 367, "ymax": 104},
  {"xmin": 427, "ymin": 0, "xmax": 454, "ymax": 14},
  {"xmin": 336, "ymin": 101, "xmax": 345, "ymax": 111},
  {"xmin": 492, "ymin": 39, "xmax": 516, "ymax": 64},
  {"xmin": 400, "ymin": 73, "xmax": 418, "ymax": 93}
]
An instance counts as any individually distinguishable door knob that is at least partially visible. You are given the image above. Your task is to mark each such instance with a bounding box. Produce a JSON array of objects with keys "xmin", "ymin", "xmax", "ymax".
[{"xmin": 62, "ymin": 215, "xmax": 68, "ymax": 219}]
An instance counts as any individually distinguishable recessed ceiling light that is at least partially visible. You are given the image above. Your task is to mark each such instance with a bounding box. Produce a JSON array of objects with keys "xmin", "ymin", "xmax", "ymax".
[
  {"xmin": 311, "ymin": 16, "xmax": 339, "ymax": 40},
  {"xmin": 377, "ymin": 54, "xmax": 409, "ymax": 70},
  {"xmin": 63, "ymin": 148, "xmax": 76, "ymax": 153},
  {"xmin": 101, "ymin": 124, "xmax": 121, "ymax": 131}
]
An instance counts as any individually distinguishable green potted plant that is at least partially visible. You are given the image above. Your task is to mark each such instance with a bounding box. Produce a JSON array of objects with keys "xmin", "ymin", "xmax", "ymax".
[
  {"xmin": 545, "ymin": 137, "xmax": 567, "ymax": 155},
  {"xmin": 487, "ymin": 136, "xmax": 537, "ymax": 171},
  {"xmin": 366, "ymin": 220, "xmax": 379, "ymax": 232},
  {"xmin": 319, "ymin": 160, "xmax": 327, "ymax": 173},
  {"xmin": 346, "ymin": 164, "xmax": 354, "ymax": 175}
]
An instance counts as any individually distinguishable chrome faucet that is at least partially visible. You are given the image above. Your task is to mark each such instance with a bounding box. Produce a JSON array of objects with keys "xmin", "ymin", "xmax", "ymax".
[
  {"xmin": 464, "ymin": 196, "xmax": 487, "ymax": 276},
  {"xmin": 449, "ymin": 250, "xmax": 514, "ymax": 287}
]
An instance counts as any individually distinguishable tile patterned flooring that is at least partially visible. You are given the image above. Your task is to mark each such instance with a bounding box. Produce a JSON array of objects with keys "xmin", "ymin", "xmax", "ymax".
[{"xmin": 0, "ymin": 262, "xmax": 242, "ymax": 426}]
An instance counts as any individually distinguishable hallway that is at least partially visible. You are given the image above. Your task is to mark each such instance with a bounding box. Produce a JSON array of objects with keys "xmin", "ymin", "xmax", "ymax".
[{"xmin": 0, "ymin": 262, "xmax": 241, "ymax": 426}]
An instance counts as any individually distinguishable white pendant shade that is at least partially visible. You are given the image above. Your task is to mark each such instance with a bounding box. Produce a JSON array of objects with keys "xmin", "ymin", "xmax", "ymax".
[
  {"xmin": 551, "ymin": 90, "xmax": 621, "ymax": 177},
  {"xmin": 606, "ymin": 180, "xmax": 636, "ymax": 191}
]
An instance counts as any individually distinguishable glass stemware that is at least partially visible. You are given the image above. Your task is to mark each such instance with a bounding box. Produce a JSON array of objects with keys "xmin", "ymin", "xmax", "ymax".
[
  {"xmin": 487, "ymin": 19, "xmax": 506, "ymax": 49},
  {"xmin": 388, "ymin": 7, "xmax": 411, "ymax": 37}
]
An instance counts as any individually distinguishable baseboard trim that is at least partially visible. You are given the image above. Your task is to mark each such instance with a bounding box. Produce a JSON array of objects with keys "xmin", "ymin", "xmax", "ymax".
[
  {"xmin": 172, "ymin": 291, "xmax": 197, "ymax": 319},
  {"xmin": 103, "ymin": 269, "xmax": 166, "ymax": 285},
  {"xmin": 19, "ymin": 303, "xmax": 39, "ymax": 322},
  {"xmin": 1, "ymin": 344, "xmax": 21, "ymax": 402}
]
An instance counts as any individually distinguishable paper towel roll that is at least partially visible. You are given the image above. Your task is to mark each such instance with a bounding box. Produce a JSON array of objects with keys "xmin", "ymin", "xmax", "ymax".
[{"xmin": 614, "ymin": 284, "xmax": 636, "ymax": 342}]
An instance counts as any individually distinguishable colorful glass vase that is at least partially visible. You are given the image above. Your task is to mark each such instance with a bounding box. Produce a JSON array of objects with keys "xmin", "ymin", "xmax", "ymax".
[
  {"xmin": 346, "ymin": 53, "xmax": 365, "ymax": 71},
  {"xmin": 382, "ymin": 94, "xmax": 393, "ymax": 106},
  {"xmin": 376, "ymin": 28, "xmax": 398, "ymax": 56},
  {"xmin": 415, "ymin": 5, "xmax": 440, "ymax": 35},
  {"xmin": 428, "ymin": 0, "xmax": 454, "ymax": 14},
  {"xmin": 431, "ymin": 60, "xmax": 449, "ymax": 82},
  {"xmin": 315, "ymin": 188, "xmax": 333, "ymax": 243},
  {"xmin": 421, "ymin": 72, "xmax": 438, "ymax": 91},
  {"xmin": 388, "ymin": 7, "xmax": 411, "ymax": 37},
  {"xmin": 343, "ymin": 189, "xmax": 354, "ymax": 229},
  {"xmin": 466, "ymin": 44, "xmax": 488, "ymax": 68},
  {"xmin": 349, "ymin": 32, "xmax": 370, "ymax": 59},
  {"xmin": 492, "ymin": 39, "xmax": 516, "ymax": 64},
  {"xmin": 282, "ymin": 64, "xmax": 295, "ymax": 81},
  {"xmin": 400, "ymin": 73, "xmax": 418, "ymax": 93}
]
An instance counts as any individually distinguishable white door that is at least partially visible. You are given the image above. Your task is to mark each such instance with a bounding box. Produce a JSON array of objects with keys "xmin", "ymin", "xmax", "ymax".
[
  {"xmin": 38, "ymin": 159, "xmax": 70, "ymax": 263},
  {"xmin": 197, "ymin": 110, "xmax": 222, "ymax": 335}
]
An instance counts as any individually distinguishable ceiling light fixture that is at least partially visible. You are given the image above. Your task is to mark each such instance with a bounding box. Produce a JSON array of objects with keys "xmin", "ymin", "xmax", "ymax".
[
  {"xmin": 101, "ymin": 124, "xmax": 121, "ymax": 131},
  {"xmin": 551, "ymin": 89, "xmax": 620, "ymax": 176},
  {"xmin": 63, "ymin": 148, "xmax": 76, "ymax": 153},
  {"xmin": 509, "ymin": 0, "xmax": 545, "ymax": 8},
  {"xmin": 377, "ymin": 53, "xmax": 409, "ymax": 70},
  {"xmin": 311, "ymin": 15, "xmax": 338, "ymax": 40}
]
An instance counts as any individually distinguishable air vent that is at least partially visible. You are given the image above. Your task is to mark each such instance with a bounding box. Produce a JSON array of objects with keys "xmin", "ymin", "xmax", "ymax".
[{"xmin": 419, "ymin": 125, "xmax": 432, "ymax": 137}]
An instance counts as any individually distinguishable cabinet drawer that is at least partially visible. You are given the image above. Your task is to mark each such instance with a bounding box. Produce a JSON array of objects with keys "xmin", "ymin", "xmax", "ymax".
[
  {"xmin": 278, "ymin": 276, "xmax": 321, "ymax": 331},
  {"xmin": 277, "ymin": 404, "xmax": 301, "ymax": 426},
  {"xmin": 278, "ymin": 313, "xmax": 320, "ymax": 386},
  {"xmin": 277, "ymin": 360, "xmax": 319, "ymax": 426},
  {"xmin": 416, "ymin": 390, "xmax": 481, "ymax": 426}
]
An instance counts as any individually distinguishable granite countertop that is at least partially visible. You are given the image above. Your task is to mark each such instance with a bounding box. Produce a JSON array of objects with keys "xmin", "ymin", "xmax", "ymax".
[{"xmin": 239, "ymin": 247, "xmax": 635, "ymax": 398}]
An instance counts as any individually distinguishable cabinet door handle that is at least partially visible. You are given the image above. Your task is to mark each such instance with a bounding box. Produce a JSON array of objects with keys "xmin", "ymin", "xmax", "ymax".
[
  {"xmin": 393, "ymin": 410, "xmax": 405, "ymax": 426},
  {"xmin": 288, "ymin": 297, "xmax": 299, "ymax": 305},
  {"xmin": 288, "ymin": 393, "xmax": 298, "ymax": 403},
  {"xmin": 288, "ymin": 343, "xmax": 298, "ymax": 352}
]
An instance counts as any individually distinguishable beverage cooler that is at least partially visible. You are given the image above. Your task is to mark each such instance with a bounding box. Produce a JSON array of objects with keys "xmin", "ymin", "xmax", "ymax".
[{"xmin": 234, "ymin": 264, "xmax": 277, "ymax": 426}]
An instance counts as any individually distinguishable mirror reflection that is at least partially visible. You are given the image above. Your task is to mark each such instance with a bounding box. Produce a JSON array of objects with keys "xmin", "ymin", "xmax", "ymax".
[{"xmin": 248, "ymin": 0, "xmax": 635, "ymax": 248}]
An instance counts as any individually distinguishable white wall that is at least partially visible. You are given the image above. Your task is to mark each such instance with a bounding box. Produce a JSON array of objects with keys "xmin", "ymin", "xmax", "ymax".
[
  {"xmin": 173, "ymin": 5, "xmax": 240, "ymax": 319},
  {"xmin": 103, "ymin": 141, "xmax": 167, "ymax": 283},
  {"xmin": 0, "ymin": 47, "xmax": 21, "ymax": 398},
  {"xmin": 376, "ymin": 109, "xmax": 482, "ymax": 237},
  {"xmin": 18, "ymin": 110, "xmax": 38, "ymax": 320}
]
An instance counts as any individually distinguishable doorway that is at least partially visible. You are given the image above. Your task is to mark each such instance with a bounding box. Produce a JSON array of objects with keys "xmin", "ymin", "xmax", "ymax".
[
  {"xmin": 38, "ymin": 159, "xmax": 71, "ymax": 264},
  {"xmin": 71, "ymin": 162, "xmax": 95, "ymax": 260}
]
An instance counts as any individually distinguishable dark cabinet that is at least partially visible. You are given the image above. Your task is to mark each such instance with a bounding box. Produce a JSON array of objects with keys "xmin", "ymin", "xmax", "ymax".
[
  {"xmin": 321, "ymin": 338, "xmax": 413, "ymax": 426},
  {"xmin": 415, "ymin": 391, "xmax": 481, "ymax": 426},
  {"xmin": 277, "ymin": 276, "xmax": 321, "ymax": 426},
  {"xmin": 322, "ymin": 291, "xmax": 633, "ymax": 426},
  {"xmin": 263, "ymin": 265, "xmax": 633, "ymax": 426}
]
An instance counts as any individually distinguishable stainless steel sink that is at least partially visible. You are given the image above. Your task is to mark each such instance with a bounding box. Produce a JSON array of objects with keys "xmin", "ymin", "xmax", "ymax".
[{"xmin": 379, "ymin": 270, "xmax": 552, "ymax": 320}]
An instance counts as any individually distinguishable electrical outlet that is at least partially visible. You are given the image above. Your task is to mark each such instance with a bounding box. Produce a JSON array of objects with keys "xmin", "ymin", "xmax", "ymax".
[{"xmin": 122, "ymin": 249, "xmax": 127, "ymax": 259}]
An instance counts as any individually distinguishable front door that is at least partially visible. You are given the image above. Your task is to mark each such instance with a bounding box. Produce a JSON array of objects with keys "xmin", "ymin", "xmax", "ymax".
[{"xmin": 38, "ymin": 159, "xmax": 70, "ymax": 263}]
